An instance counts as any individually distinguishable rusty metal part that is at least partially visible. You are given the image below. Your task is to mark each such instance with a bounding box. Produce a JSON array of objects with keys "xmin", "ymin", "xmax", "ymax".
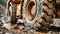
[
  {"xmin": 10, "ymin": 4, "xmax": 17, "ymax": 24},
  {"xmin": 6, "ymin": 0, "xmax": 23, "ymax": 24}
]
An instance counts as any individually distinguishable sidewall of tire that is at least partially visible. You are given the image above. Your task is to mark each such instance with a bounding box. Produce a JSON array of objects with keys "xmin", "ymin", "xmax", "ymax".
[{"xmin": 23, "ymin": 0, "xmax": 44, "ymax": 28}]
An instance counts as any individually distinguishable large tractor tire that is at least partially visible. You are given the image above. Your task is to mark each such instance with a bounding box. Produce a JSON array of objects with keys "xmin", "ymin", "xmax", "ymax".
[
  {"xmin": 23, "ymin": 0, "xmax": 56, "ymax": 30},
  {"xmin": 37, "ymin": 0, "xmax": 56, "ymax": 29}
]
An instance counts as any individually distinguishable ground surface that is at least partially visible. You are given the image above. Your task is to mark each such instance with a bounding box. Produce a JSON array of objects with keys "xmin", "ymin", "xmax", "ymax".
[{"xmin": 0, "ymin": 23, "xmax": 60, "ymax": 34}]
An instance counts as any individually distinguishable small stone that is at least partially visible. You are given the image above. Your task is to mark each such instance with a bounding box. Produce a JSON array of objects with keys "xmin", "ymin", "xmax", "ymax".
[{"xmin": 5, "ymin": 33, "xmax": 10, "ymax": 34}]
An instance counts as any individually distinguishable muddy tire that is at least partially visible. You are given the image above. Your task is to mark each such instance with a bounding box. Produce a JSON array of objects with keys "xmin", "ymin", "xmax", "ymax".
[
  {"xmin": 23, "ymin": 0, "xmax": 43, "ymax": 28},
  {"xmin": 23, "ymin": 0, "xmax": 56, "ymax": 29},
  {"xmin": 37, "ymin": 0, "xmax": 56, "ymax": 29}
]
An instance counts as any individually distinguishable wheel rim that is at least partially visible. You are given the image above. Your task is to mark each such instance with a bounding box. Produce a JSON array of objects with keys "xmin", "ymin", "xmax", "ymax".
[{"xmin": 26, "ymin": 1, "xmax": 37, "ymax": 21}]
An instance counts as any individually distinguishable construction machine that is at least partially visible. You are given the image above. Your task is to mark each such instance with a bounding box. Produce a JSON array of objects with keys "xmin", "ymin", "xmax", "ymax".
[
  {"xmin": 5, "ymin": 0, "xmax": 60, "ymax": 30},
  {"xmin": 2, "ymin": 0, "xmax": 60, "ymax": 34}
]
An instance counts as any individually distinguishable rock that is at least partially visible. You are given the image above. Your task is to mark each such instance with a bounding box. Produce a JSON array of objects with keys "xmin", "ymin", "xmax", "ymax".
[{"xmin": 3, "ymin": 23, "xmax": 11, "ymax": 29}]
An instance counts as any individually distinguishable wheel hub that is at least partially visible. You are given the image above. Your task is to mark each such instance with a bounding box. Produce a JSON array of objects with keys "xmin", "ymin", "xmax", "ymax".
[{"xmin": 26, "ymin": 1, "xmax": 37, "ymax": 21}]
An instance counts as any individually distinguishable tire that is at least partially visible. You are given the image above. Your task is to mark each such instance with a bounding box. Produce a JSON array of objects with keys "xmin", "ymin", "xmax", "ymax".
[
  {"xmin": 37, "ymin": 0, "xmax": 56, "ymax": 30},
  {"xmin": 23, "ymin": 0, "xmax": 43, "ymax": 28},
  {"xmin": 23, "ymin": 0, "xmax": 56, "ymax": 30}
]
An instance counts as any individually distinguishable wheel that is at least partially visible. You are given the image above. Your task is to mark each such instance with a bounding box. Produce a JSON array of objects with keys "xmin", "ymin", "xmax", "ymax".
[
  {"xmin": 23, "ymin": 0, "xmax": 44, "ymax": 28},
  {"xmin": 23, "ymin": 0, "xmax": 56, "ymax": 30}
]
